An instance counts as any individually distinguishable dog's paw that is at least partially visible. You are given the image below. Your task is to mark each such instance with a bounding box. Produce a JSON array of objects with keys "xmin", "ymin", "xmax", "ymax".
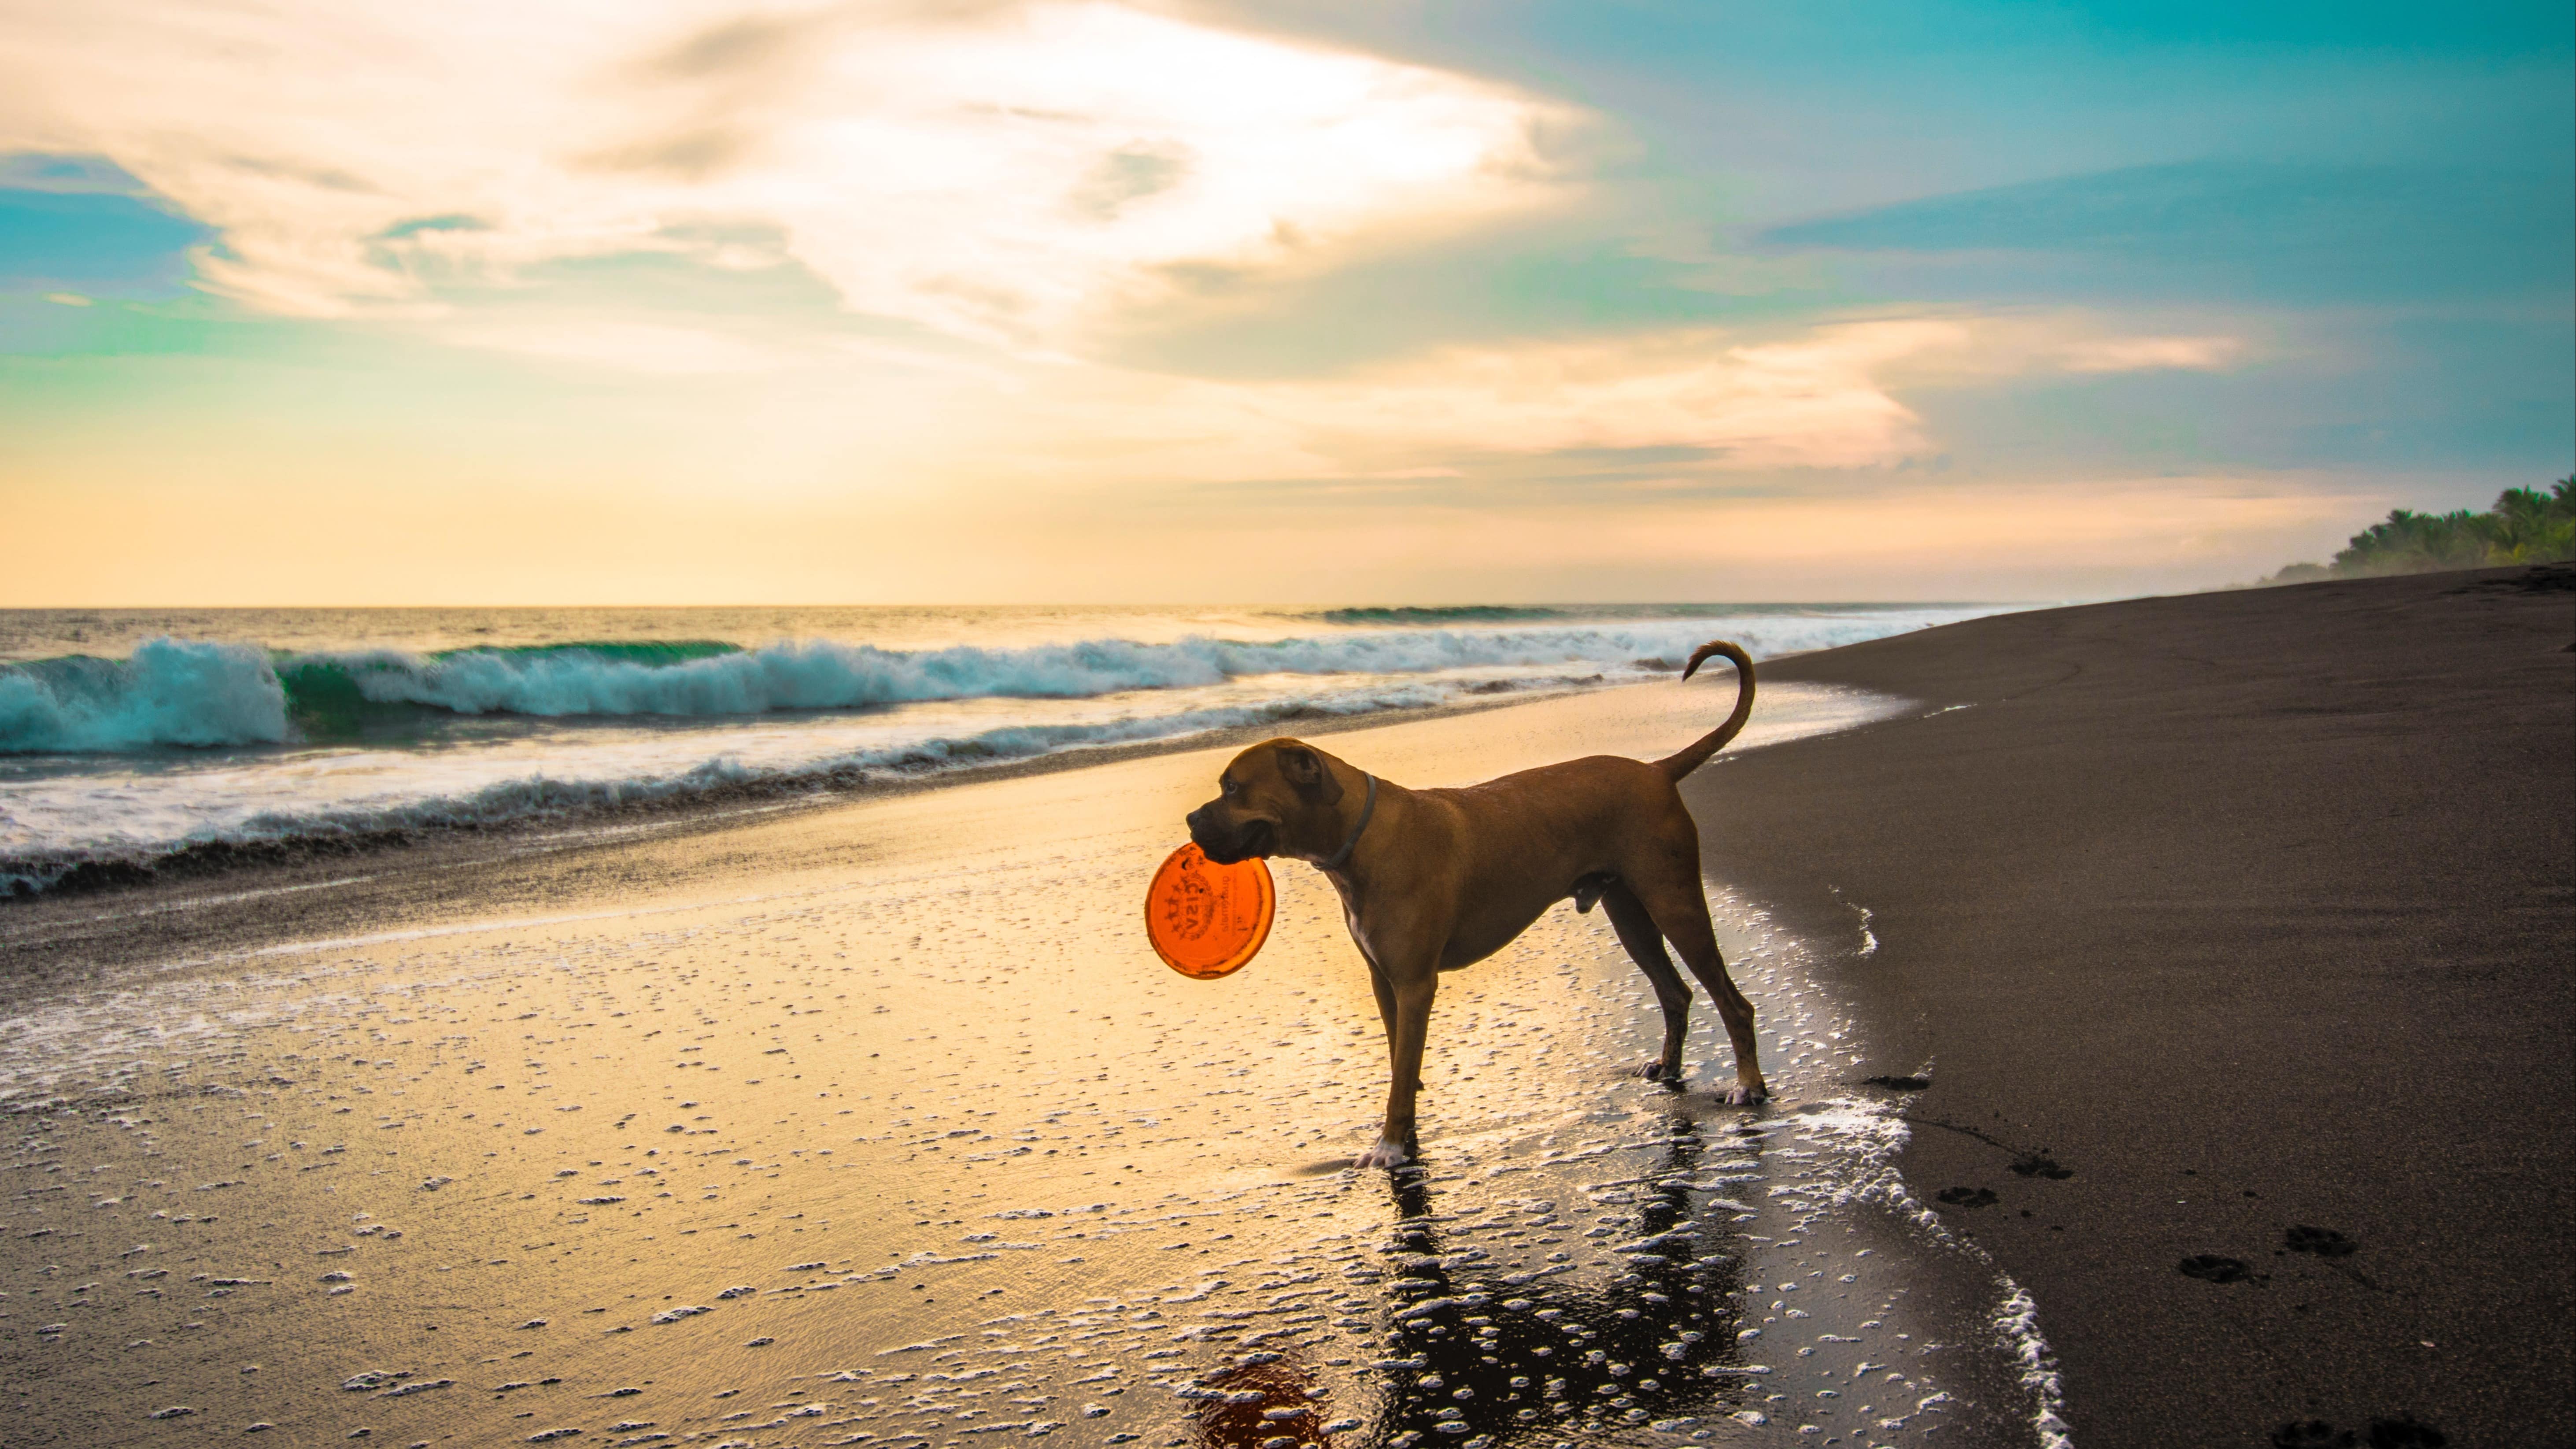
[
  {"xmin": 1352, "ymin": 1137, "xmax": 1414, "ymax": 1170},
  {"xmin": 1719, "ymin": 1081, "xmax": 1770, "ymax": 1107},
  {"xmin": 1630, "ymin": 1060, "xmax": 1683, "ymax": 1083}
]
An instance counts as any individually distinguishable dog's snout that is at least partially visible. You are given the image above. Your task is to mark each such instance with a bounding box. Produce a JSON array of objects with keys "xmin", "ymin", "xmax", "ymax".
[
  {"xmin": 1185, "ymin": 798, "xmax": 1269, "ymax": 865},
  {"xmin": 1184, "ymin": 802, "xmax": 1228, "ymax": 858}
]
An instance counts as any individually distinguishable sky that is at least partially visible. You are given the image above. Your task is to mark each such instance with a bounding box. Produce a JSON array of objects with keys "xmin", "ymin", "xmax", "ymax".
[{"xmin": 1, "ymin": 0, "xmax": 2569, "ymax": 606}]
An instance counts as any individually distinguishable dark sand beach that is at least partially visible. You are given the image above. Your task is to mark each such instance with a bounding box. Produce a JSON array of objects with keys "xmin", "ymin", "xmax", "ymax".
[
  {"xmin": 1693, "ymin": 565, "xmax": 2576, "ymax": 1447},
  {"xmin": 0, "ymin": 569, "xmax": 2565, "ymax": 1449}
]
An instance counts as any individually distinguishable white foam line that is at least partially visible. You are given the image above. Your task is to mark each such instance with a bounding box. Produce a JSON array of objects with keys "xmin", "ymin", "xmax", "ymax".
[
  {"xmin": 1996, "ymin": 1279, "xmax": 2074, "ymax": 1449},
  {"xmin": 1721, "ymin": 883, "xmax": 2073, "ymax": 1447}
]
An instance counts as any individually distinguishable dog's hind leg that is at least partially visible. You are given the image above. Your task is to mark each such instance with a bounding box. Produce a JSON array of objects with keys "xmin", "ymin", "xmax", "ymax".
[
  {"xmin": 1627, "ymin": 865, "xmax": 1768, "ymax": 1106},
  {"xmin": 1600, "ymin": 881, "xmax": 1693, "ymax": 1086}
]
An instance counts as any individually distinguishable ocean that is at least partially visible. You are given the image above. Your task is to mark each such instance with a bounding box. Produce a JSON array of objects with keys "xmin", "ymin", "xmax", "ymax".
[{"xmin": 0, "ymin": 602, "xmax": 2014, "ymax": 895}]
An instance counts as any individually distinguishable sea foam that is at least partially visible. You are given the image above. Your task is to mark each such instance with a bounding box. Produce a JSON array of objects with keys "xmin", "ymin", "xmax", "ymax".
[
  {"xmin": 2, "ymin": 615, "xmax": 1956, "ymax": 754},
  {"xmin": 0, "ymin": 607, "xmax": 2001, "ymax": 894},
  {"xmin": 315, "ymin": 627, "xmax": 1710, "ymax": 720}
]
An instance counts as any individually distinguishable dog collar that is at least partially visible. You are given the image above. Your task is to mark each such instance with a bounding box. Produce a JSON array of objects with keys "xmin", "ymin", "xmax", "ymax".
[{"xmin": 1320, "ymin": 773, "xmax": 1377, "ymax": 872}]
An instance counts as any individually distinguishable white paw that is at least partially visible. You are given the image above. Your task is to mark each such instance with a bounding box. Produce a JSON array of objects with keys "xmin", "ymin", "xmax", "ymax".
[{"xmin": 1351, "ymin": 1137, "xmax": 1413, "ymax": 1169}]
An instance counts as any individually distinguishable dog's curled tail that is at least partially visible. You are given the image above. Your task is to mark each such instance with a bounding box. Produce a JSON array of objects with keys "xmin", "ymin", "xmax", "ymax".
[{"xmin": 1653, "ymin": 640, "xmax": 1756, "ymax": 783}]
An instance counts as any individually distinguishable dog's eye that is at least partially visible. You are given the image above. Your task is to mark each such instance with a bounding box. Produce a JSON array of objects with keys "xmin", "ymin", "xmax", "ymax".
[{"xmin": 1220, "ymin": 779, "xmax": 1241, "ymax": 798}]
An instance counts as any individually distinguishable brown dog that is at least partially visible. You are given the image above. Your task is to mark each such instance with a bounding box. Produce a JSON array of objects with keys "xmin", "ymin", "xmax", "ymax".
[{"xmin": 1185, "ymin": 640, "xmax": 1766, "ymax": 1168}]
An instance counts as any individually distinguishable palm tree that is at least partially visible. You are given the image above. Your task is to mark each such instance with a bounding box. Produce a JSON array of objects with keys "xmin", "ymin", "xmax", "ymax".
[{"xmin": 2286, "ymin": 473, "xmax": 2576, "ymax": 580}]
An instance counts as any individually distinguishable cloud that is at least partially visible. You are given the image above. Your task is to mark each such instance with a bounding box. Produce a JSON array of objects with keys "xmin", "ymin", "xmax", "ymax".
[
  {"xmin": 1234, "ymin": 322, "xmax": 1951, "ymax": 470},
  {"xmin": 885, "ymin": 468, "xmax": 2398, "ymax": 604},
  {"xmin": 1759, "ymin": 161, "xmax": 2575, "ymax": 304},
  {"xmin": 0, "ymin": 151, "xmax": 154, "ymax": 194},
  {"xmin": 1248, "ymin": 314, "xmax": 2250, "ymax": 472},
  {"xmin": 444, "ymin": 320, "xmax": 785, "ymax": 375},
  {"xmin": 2055, "ymin": 334, "xmax": 2240, "ymax": 373},
  {"xmin": 391, "ymin": 314, "xmax": 1999, "ymax": 496},
  {"xmin": 912, "ymin": 312, "xmax": 2256, "ymax": 485},
  {"xmin": 0, "ymin": 0, "xmax": 1577, "ymax": 345}
]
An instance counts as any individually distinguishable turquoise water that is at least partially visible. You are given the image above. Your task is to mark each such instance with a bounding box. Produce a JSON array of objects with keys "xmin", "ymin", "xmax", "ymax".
[{"xmin": 0, "ymin": 603, "xmax": 2015, "ymax": 895}]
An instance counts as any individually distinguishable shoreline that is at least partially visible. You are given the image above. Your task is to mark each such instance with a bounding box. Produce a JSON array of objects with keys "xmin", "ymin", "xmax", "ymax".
[
  {"xmin": 0, "ymin": 653, "xmax": 2015, "ymax": 1449},
  {"xmin": 1685, "ymin": 563, "xmax": 2574, "ymax": 1445},
  {"xmin": 0, "ymin": 678, "xmax": 1627, "ymax": 907},
  {"xmin": 0, "ymin": 671, "xmax": 1896, "ymax": 987},
  {"xmin": 4, "ymin": 602, "xmax": 2018, "ymax": 903},
  {"xmin": 7, "ymin": 567, "xmax": 2561, "ymax": 1445}
]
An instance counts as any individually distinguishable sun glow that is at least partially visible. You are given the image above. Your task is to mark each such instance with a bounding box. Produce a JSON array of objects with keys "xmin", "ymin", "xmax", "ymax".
[{"xmin": 0, "ymin": 0, "xmax": 1573, "ymax": 347}]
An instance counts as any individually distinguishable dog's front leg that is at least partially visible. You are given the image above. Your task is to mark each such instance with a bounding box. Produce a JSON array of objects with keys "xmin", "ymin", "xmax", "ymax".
[
  {"xmin": 1365, "ymin": 961, "xmax": 1398, "ymax": 1047},
  {"xmin": 1354, "ymin": 961, "xmax": 1437, "ymax": 1169},
  {"xmin": 1363, "ymin": 955, "xmax": 1429, "ymax": 1102}
]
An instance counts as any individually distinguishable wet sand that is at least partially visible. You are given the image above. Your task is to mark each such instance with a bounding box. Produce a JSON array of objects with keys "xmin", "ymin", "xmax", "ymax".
[
  {"xmin": 0, "ymin": 680, "xmax": 2048, "ymax": 1447},
  {"xmin": 15, "ymin": 567, "xmax": 2560, "ymax": 1449},
  {"xmin": 1690, "ymin": 565, "xmax": 2575, "ymax": 1448}
]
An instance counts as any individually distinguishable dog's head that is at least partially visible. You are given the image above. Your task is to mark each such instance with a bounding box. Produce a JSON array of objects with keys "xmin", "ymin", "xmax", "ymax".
[{"xmin": 1185, "ymin": 738, "xmax": 1349, "ymax": 865}]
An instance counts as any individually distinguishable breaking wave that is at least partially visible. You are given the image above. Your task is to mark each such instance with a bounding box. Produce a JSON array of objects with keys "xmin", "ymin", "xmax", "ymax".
[
  {"xmin": 0, "ymin": 682, "xmax": 1467, "ymax": 897},
  {"xmin": 0, "ymin": 605, "xmax": 2005, "ymax": 897},
  {"xmin": 0, "ymin": 640, "xmax": 290, "ymax": 753},
  {"xmin": 1, "ymin": 616, "xmax": 1941, "ymax": 756}
]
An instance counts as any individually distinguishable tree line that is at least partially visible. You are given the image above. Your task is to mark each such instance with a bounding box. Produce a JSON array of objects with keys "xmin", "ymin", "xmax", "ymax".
[{"xmin": 2270, "ymin": 476, "xmax": 2576, "ymax": 583}]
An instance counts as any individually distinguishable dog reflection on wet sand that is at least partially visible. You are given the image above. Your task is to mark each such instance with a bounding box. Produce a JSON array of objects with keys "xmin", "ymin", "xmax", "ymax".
[
  {"xmin": 1183, "ymin": 1120, "xmax": 1763, "ymax": 1449},
  {"xmin": 1186, "ymin": 640, "xmax": 1769, "ymax": 1168}
]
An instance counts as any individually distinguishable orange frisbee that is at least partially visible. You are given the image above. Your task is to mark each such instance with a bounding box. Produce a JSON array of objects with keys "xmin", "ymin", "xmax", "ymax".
[{"xmin": 1146, "ymin": 842, "xmax": 1275, "ymax": 980}]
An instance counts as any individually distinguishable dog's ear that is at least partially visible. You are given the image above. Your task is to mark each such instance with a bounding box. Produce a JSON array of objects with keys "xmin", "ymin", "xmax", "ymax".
[{"xmin": 1275, "ymin": 744, "xmax": 1343, "ymax": 806}]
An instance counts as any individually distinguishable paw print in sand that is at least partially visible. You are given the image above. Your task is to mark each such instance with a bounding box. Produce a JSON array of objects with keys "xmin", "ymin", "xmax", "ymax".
[
  {"xmin": 2177, "ymin": 1254, "xmax": 2253, "ymax": 1283},
  {"xmin": 2283, "ymin": 1224, "xmax": 2356, "ymax": 1258},
  {"xmin": 2269, "ymin": 1416, "xmax": 2444, "ymax": 1449}
]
